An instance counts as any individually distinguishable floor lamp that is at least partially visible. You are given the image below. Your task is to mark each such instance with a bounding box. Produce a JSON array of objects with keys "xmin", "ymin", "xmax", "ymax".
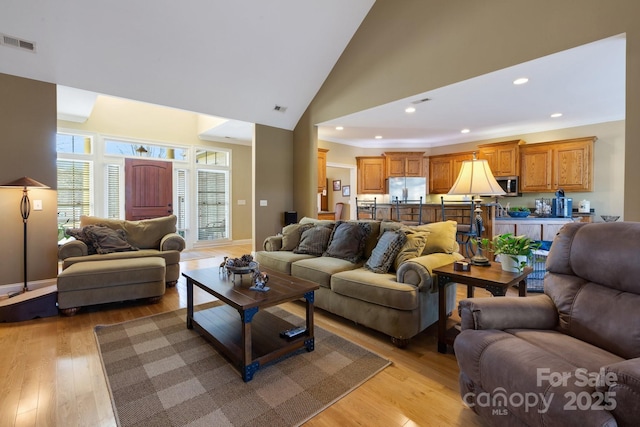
[
  {"xmin": 1, "ymin": 176, "xmax": 50, "ymax": 294},
  {"xmin": 447, "ymin": 154, "xmax": 505, "ymax": 265}
]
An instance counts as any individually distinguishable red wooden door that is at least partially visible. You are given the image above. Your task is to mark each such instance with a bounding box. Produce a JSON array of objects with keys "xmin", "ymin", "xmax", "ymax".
[{"xmin": 125, "ymin": 158, "xmax": 173, "ymax": 220}]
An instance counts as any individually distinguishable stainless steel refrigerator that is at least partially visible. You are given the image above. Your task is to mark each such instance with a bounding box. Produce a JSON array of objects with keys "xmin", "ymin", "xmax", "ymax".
[{"xmin": 388, "ymin": 177, "xmax": 427, "ymax": 202}]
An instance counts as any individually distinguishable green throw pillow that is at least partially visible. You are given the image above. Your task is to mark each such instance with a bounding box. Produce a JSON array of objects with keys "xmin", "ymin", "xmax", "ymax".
[
  {"xmin": 365, "ymin": 230, "xmax": 407, "ymax": 273},
  {"xmin": 393, "ymin": 231, "xmax": 429, "ymax": 271}
]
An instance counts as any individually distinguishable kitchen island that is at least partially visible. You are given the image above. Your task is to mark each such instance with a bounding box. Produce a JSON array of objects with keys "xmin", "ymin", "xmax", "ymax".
[{"xmin": 494, "ymin": 216, "xmax": 575, "ymax": 241}]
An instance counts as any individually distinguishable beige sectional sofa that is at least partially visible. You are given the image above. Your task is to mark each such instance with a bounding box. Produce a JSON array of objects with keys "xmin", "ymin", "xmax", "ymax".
[
  {"xmin": 256, "ymin": 217, "xmax": 463, "ymax": 347},
  {"xmin": 58, "ymin": 215, "xmax": 186, "ymax": 286}
]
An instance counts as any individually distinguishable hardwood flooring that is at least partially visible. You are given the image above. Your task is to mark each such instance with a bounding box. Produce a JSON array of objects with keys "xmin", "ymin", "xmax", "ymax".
[{"xmin": 0, "ymin": 244, "xmax": 491, "ymax": 427}]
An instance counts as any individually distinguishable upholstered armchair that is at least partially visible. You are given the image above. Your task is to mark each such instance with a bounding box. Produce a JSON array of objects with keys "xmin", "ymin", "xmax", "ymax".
[{"xmin": 455, "ymin": 222, "xmax": 640, "ymax": 427}]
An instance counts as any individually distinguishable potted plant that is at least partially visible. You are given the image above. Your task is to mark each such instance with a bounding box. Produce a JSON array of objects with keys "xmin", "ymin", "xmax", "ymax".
[{"xmin": 490, "ymin": 233, "xmax": 541, "ymax": 272}]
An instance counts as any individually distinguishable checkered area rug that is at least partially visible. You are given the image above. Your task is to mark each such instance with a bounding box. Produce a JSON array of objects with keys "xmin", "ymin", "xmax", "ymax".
[{"xmin": 94, "ymin": 305, "xmax": 390, "ymax": 427}]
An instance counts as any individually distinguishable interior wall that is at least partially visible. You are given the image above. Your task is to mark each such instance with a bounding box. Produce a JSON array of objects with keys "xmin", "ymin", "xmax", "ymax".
[
  {"xmin": 0, "ymin": 73, "xmax": 58, "ymax": 286},
  {"xmin": 326, "ymin": 166, "xmax": 352, "ymax": 220},
  {"xmin": 254, "ymin": 124, "xmax": 294, "ymax": 252},
  {"xmin": 59, "ymin": 96, "xmax": 253, "ymax": 242},
  {"xmin": 294, "ymin": 0, "xmax": 640, "ymax": 222}
]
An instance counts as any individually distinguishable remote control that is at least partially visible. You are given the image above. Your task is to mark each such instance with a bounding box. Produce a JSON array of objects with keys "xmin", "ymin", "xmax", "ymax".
[{"xmin": 280, "ymin": 326, "xmax": 306, "ymax": 339}]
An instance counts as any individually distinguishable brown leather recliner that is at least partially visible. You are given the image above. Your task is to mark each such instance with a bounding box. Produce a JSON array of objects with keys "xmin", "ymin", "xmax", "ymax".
[{"xmin": 454, "ymin": 221, "xmax": 640, "ymax": 427}]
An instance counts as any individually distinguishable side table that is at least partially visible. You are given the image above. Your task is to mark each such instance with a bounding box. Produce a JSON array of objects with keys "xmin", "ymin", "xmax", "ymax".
[{"xmin": 434, "ymin": 262, "xmax": 532, "ymax": 353}]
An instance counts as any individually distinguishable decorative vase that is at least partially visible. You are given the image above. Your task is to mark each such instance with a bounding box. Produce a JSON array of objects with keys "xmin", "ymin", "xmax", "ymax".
[{"xmin": 500, "ymin": 255, "xmax": 528, "ymax": 273}]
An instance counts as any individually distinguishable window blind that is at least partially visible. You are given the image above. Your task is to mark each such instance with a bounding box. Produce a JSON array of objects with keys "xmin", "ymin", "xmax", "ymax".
[{"xmin": 57, "ymin": 159, "xmax": 92, "ymax": 228}]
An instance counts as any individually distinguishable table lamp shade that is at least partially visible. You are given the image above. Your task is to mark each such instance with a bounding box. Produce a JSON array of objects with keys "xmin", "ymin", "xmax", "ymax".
[{"xmin": 448, "ymin": 158, "xmax": 506, "ymax": 196}]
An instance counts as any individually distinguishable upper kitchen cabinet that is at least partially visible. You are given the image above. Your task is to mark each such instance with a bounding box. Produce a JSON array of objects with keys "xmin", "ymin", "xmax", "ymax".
[
  {"xmin": 357, "ymin": 156, "xmax": 386, "ymax": 194},
  {"xmin": 428, "ymin": 152, "xmax": 474, "ymax": 194},
  {"xmin": 477, "ymin": 140, "xmax": 524, "ymax": 177},
  {"xmin": 317, "ymin": 148, "xmax": 328, "ymax": 193},
  {"xmin": 384, "ymin": 152, "xmax": 425, "ymax": 177},
  {"xmin": 520, "ymin": 136, "xmax": 595, "ymax": 193}
]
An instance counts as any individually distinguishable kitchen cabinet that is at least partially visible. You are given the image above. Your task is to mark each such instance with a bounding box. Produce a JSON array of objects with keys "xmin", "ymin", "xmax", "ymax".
[
  {"xmin": 356, "ymin": 156, "xmax": 386, "ymax": 194},
  {"xmin": 384, "ymin": 152, "xmax": 425, "ymax": 177},
  {"xmin": 317, "ymin": 148, "xmax": 328, "ymax": 193},
  {"xmin": 477, "ymin": 140, "xmax": 524, "ymax": 177},
  {"xmin": 428, "ymin": 152, "xmax": 474, "ymax": 194},
  {"xmin": 520, "ymin": 137, "xmax": 595, "ymax": 193},
  {"xmin": 493, "ymin": 218, "xmax": 573, "ymax": 241}
]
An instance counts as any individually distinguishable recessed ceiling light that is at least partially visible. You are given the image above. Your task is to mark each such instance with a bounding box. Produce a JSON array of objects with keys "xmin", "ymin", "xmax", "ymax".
[
  {"xmin": 335, "ymin": 126, "xmax": 344, "ymax": 130},
  {"xmin": 550, "ymin": 113, "xmax": 563, "ymax": 118},
  {"xmin": 405, "ymin": 106, "xmax": 416, "ymax": 113},
  {"xmin": 374, "ymin": 135, "xmax": 383, "ymax": 139},
  {"xmin": 513, "ymin": 77, "xmax": 529, "ymax": 85},
  {"xmin": 461, "ymin": 129, "xmax": 470, "ymax": 134}
]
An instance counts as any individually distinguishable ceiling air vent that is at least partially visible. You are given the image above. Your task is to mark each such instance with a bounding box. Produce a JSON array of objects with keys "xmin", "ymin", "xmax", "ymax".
[
  {"xmin": 1, "ymin": 33, "xmax": 36, "ymax": 52},
  {"xmin": 273, "ymin": 105, "xmax": 288, "ymax": 113},
  {"xmin": 411, "ymin": 98, "xmax": 431, "ymax": 105}
]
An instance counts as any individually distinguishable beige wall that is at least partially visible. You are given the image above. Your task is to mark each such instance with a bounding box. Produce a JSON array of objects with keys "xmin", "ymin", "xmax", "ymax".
[
  {"xmin": 0, "ymin": 73, "xmax": 59, "ymax": 286},
  {"xmin": 254, "ymin": 124, "xmax": 294, "ymax": 251},
  {"xmin": 293, "ymin": 0, "xmax": 640, "ymax": 224},
  {"xmin": 59, "ymin": 96, "xmax": 253, "ymax": 243}
]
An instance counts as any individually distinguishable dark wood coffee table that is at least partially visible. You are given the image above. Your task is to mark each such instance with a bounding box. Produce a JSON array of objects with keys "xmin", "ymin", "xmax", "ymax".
[
  {"xmin": 433, "ymin": 262, "xmax": 533, "ymax": 353},
  {"xmin": 183, "ymin": 266, "xmax": 319, "ymax": 381}
]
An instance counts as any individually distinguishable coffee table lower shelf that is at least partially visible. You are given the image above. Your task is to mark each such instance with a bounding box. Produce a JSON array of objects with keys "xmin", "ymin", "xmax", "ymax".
[{"xmin": 189, "ymin": 304, "xmax": 314, "ymax": 381}]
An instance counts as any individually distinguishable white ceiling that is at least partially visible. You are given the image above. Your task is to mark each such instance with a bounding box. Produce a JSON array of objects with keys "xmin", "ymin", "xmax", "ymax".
[
  {"xmin": 1, "ymin": 3, "xmax": 626, "ymax": 149},
  {"xmin": 0, "ymin": 0, "xmax": 375, "ymax": 132},
  {"xmin": 318, "ymin": 34, "xmax": 626, "ymax": 148}
]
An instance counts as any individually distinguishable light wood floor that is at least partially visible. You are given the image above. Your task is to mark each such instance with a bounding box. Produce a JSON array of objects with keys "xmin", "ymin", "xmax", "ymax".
[{"xmin": 0, "ymin": 244, "xmax": 491, "ymax": 427}]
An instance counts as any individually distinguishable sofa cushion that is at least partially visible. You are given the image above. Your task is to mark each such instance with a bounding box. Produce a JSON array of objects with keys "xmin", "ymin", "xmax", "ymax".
[
  {"xmin": 80, "ymin": 215, "xmax": 177, "ymax": 249},
  {"xmin": 365, "ymin": 230, "xmax": 407, "ymax": 273},
  {"xmin": 330, "ymin": 268, "xmax": 419, "ymax": 311},
  {"xmin": 324, "ymin": 221, "xmax": 372, "ymax": 263},
  {"xmin": 85, "ymin": 225, "xmax": 138, "ymax": 254},
  {"xmin": 255, "ymin": 250, "xmax": 315, "ymax": 275},
  {"xmin": 293, "ymin": 224, "xmax": 335, "ymax": 256},
  {"xmin": 280, "ymin": 223, "xmax": 313, "ymax": 251},
  {"xmin": 411, "ymin": 220, "xmax": 458, "ymax": 255},
  {"xmin": 393, "ymin": 231, "xmax": 429, "ymax": 271},
  {"xmin": 291, "ymin": 256, "xmax": 361, "ymax": 289}
]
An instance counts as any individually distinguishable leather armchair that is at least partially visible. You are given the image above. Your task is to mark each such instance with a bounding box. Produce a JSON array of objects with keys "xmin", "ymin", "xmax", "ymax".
[{"xmin": 455, "ymin": 221, "xmax": 640, "ymax": 427}]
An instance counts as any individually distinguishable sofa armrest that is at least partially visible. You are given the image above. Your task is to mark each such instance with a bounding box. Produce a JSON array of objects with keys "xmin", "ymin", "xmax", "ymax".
[
  {"xmin": 396, "ymin": 252, "xmax": 464, "ymax": 292},
  {"xmin": 458, "ymin": 295, "xmax": 558, "ymax": 331},
  {"xmin": 58, "ymin": 240, "xmax": 88, "ymax": 260},
  {"xmin": 600, "ymin": 358, "xmax": 640, "ymax": 425},
  {"xmin": 263, "ymin": 235, "xmax": 283, "ymax": 251},
  {"xmin": 160, "ymin": 233, "xmax": 186, "ymax": 252}
]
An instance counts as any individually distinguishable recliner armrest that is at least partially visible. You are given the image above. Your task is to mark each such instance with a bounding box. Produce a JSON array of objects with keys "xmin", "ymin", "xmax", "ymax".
[
  {"xmin": 459, "ymin": 295, "xmax": 558, "ymax": 331},
  {"xmin": 160, "ymin": 233, "xmax": 185, "ymax": 252},
  {"xmin": 396, "ymin": 252, "xmax": 464, "ymax": 292},
  {"xmin": 601, "ymin": 358, "xmax": 640, "ymax": 426},
  {"xmin": 58, "ymin": 240, "xmax": 88, "ymax": 260}
]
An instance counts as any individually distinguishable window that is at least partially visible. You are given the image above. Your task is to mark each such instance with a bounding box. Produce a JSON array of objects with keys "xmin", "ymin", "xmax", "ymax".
[
  {"xmin": 57, "ymin": 159, "xmax": 92, "ymax": 228},
  {"xmin": 105, "ymin": 139, "xmax": 188, "ymax": 161},
  {"xmin": 197, "ymin": 170, "xmax": 228, "ymax": 240},
  {"xmin": 56, "ymin": 133, "xmax": 92, "ymax": 154},
  {"xmin": 196, "ymin": 149, "xmax": 228, "ymax": 166},
  {"xmin": 105, "ymin": 164, "xmax": 121, "ymax": 219},
  {"xmin": 176, "ymin": 169, "xmax": 187, "ymax": 237}
]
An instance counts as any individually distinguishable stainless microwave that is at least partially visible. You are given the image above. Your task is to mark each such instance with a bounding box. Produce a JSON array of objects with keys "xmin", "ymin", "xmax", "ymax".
[{"xmin": 495, "ymin": 176, "xmax": 520, "ymax": 197}]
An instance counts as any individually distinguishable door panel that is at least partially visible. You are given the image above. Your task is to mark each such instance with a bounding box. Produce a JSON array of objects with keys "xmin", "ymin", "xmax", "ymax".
[{"xmin": 125, "ymin": 158, "xmax": 173, "ymax": 220}]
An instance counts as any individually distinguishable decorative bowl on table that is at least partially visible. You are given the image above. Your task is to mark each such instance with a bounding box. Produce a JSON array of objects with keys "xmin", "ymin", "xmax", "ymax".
[
  {"xmin": 508, "ymin": 210, "xmax": 530, "ymax": 218},
  {"xmin": 601, "ymin": 215, "xmax": 620, "ymax": 223},
  {"xmin": 226, "ymin": 261, "xmax": 259, "ymax": 275}
]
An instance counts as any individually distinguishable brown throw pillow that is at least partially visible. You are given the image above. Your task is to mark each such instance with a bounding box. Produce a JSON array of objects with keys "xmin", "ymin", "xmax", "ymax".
[
  {"xmin": 293, "ymin": 224, "xmax": 335, "ymax": 256},
  {"xmin": 323, "ymin": 221, "xmax": 372, "ymax": 263},
  {"xmin": 65, "ymin": 226, "xmax": 98, "ymax": 255},
  {"xmin": 84, "ymin": 225, "xmax": 138, "ymax": 254},
  {"xmin": 365, "ymin": 230, "xmax": 407, "ymax": 273}
]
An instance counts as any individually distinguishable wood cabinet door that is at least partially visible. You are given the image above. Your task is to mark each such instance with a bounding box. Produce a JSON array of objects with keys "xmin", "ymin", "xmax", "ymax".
[
  {"xmin": 520, "ymin": 147, "xmax": 553, "ymax": 192},
  {"xmin": 357, "ymin": 157, "xmax": 386, "ymax": 194},
  {"xmin": 496, "ymin": 146, "xmax": 518, "ymax": 176},
  {"xmin": 429, "ymin": 157, "xmax": 452, "ymax": 194},
  {"xmin": 405, "ymin": 156, "xmax": 424, "ymax": 176},
  {"xmin": 493, "ymin": 223, "xmax": 515, "ymax": 237},
  {"xmin": 542, "ymin": 223, "xmax": 567, "ymax": 241},
  {"xmin": 452, "ymin": 153, "xmax": 473, "ymax": 183},
  {"xmin": 386, "ymin": 156, "xmax": 405, "ymax": 177},
  {"xmin": 555, "ymin": 140, "xmax": 592, "ymax": 191},
  {"xmin": 516, "ymin": 224, "xmax": 542, "ymax": 241}
]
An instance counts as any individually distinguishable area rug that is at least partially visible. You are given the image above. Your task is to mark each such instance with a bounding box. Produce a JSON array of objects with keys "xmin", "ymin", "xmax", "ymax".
[{"xmin": 94, "ymin": 305, "xmax": 391, "ymax": 427}]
